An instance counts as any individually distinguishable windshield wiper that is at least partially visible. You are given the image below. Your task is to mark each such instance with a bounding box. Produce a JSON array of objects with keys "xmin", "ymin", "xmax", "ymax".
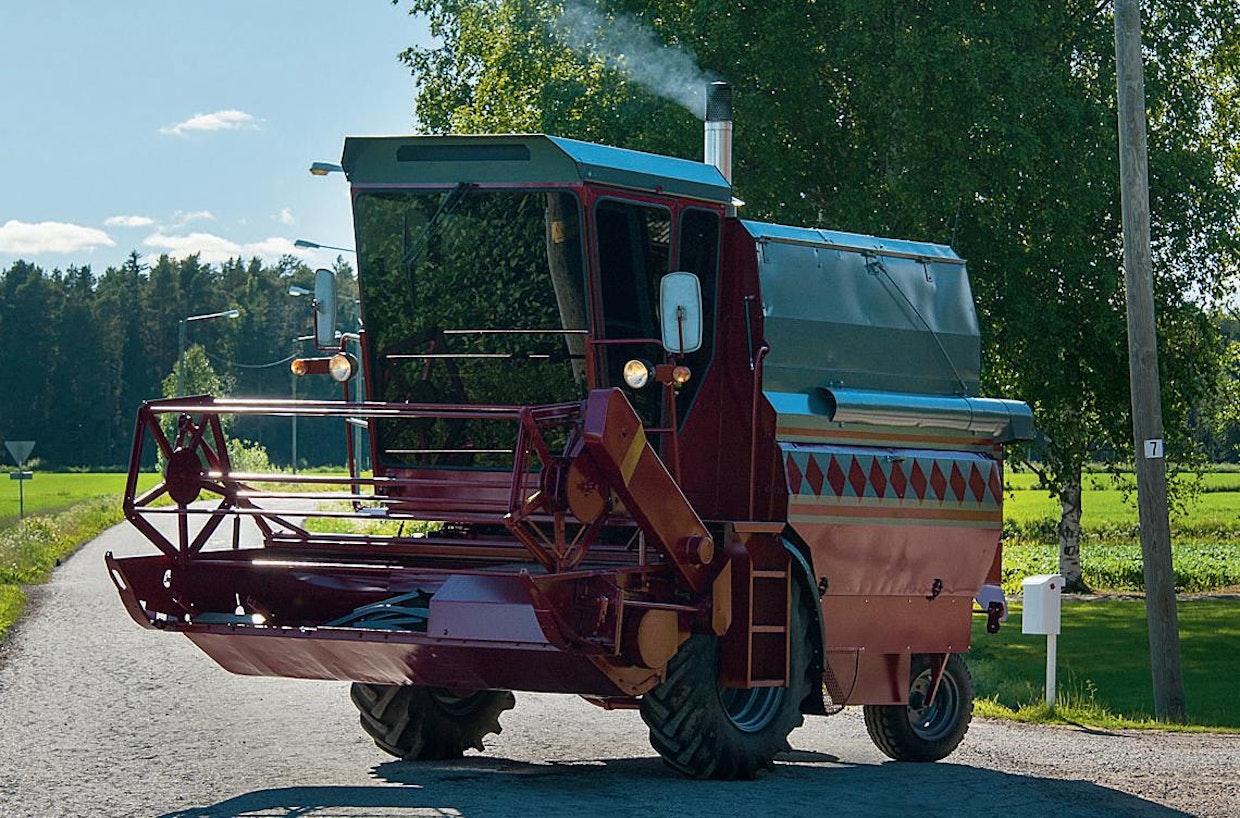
[{"xmin": 401, "ymin": 182, "xmax": 473, "ymax": 271}]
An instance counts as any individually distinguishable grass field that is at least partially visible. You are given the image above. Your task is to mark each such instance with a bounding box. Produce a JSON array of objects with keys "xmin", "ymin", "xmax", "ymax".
[
  {"xmin": 1004, "ymin": 469, "xmax": 1240, "ymax": 533},
  {"xmin": 0, "ymin": 473, "xmax": 159, "ymax": 642},
  {"xmin": 0, "ymin": 472, "xmax": 157, "ymax": 526},
  {"xmin": 970, "ymin": 598, "xmax": 1240, "ymax": 730},
  {"xmin": 1000, "ymin": 467, "xmax": 1240, "ymax": 595}
]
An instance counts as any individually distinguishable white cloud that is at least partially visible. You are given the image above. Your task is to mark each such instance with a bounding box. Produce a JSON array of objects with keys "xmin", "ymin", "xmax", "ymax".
[
  {"xmin": 170, "ymin": 210, "xmax": 215, "ymax": 228},
  {"xmin": 160, "ymin": 109, "xmax": 260, "ymax": 137},
  {"xmin": 276, "ymin": 207, "xmax": 295, "ymax": 226},
  {"xmin": 104, "ymin": 214, "xmax": 156, "ymax": 228},
  {"xmin": 143, "ymin": 231, "xmax": 302, "ymax": 264},
  {"xmin": 0, "ymin": 219, "xmax": 115, "ymax": 254}
]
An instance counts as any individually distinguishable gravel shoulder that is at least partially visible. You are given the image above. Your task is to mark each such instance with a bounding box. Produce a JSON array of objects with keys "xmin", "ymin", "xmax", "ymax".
[{"xmin": 1, "ymin": 517, "xmax": 1237, "ymax": 818}]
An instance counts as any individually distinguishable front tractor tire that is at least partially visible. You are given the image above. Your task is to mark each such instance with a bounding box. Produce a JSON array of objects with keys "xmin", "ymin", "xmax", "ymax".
[
  {"xmin": 350, "ymin": 683, "xmax": 515, "ymax": 761},
  {"xmin": 639, "ymin": 583, "xmax": 816, "ymax": 779},
  {"xmin": 863, "ymin": 653, "xmax": 973, "ymax": 762}
]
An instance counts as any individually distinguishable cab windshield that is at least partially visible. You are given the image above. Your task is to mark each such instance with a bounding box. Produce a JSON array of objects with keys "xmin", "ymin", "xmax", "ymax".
[{"xmin": 354, "ymin": 188, "xmax": 586, "ymax": 468}]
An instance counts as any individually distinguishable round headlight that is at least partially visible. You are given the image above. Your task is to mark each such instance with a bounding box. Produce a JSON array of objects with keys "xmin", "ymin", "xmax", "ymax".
[
  {"xmin": 290, "ymin": 358, "xmax": 310, "ymax": 376},
  {"xmin": 329, "ymin": 352, "xmax": 358, "ymax": 383},
  {"xmin": 672, "ymin": 365, "xmax": 691, "ymax": 385},
  {"xmin": 623, "ymin": 359, "xmax": 652, "ymax": 389}
]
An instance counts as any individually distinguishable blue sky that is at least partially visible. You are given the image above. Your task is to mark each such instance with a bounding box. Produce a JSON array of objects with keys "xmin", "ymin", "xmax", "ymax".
[{"xmin": 0, "ymin": 2, "xmax": 432, "ymax": 273}]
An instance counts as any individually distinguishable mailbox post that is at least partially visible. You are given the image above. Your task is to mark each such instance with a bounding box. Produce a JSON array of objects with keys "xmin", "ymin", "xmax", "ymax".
[{"xmin": 1022, "ymin": 574, "xmax": 1064, "ymax": 709}]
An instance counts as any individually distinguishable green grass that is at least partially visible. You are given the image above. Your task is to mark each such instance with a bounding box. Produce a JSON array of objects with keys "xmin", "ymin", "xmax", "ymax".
[
  {"xmin": 1004, "ymin": 469, "xmax": 1240, "ymax": 537},
  {"xmin": 0, "ymin": 472, "xmax": 157, "ymax": 526},
  {"xmin": 970, "ymin": 599, "xmax": 1240, "ymax": 730},
  {"xmin": 0, "ymin": 584, "xmax": 24, "ymax": 640},
  {"xmin": 0, "ymin": 479, "xmax": 154, "ymax": 643}
]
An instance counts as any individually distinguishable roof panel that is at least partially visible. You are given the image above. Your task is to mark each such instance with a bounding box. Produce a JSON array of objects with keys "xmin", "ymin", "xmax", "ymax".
[{"xmin": 342, "ymin": 134, "xmax": 732, "ymax": 204}]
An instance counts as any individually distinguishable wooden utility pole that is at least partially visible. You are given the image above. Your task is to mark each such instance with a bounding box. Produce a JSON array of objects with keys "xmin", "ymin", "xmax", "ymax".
[{"xmin": 1113, "ymin": 0, "xmax": 1187, "ymax": 723}]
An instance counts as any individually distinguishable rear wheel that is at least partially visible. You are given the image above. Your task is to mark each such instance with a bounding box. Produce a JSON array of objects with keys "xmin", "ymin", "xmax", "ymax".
[
  {"xmin": 350, "ymin": 683, "xmax": 515, "ymax": 760},
  {"xmin": 639, "ymin": 581, "xmax": 816, "ymax": 779},
  {"xmin": 863, "ymin": 653, "xmax": 973, "ymax": 762}
]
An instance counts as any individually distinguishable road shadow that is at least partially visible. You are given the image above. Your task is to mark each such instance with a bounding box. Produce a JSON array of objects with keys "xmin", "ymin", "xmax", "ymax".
[{"xmin": 157, "ymin": 753, "xmax": 1192, "ymax": 818}]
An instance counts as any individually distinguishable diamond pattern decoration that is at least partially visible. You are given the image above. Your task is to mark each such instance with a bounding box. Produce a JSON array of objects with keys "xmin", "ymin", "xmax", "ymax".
[
  {"xmin": 889, "ymin": 460, "xmax": 907, "ymax": 499},
  {"xmin": 949, "ymin": 464, "xmax": 967, "ymax": 505},
  {"xmin": 782, "ymin": 446, "xmax": 1003, "ymax": 513},
  {"xmin": 825, "ymin": 456, "xmax": 845, "ymax": 497},
  {"xmin": 787, "ymin": 456, "xmax": 803, "ymax": 496},
  {"xmin": 968, "ymin": 464, "xmax": 987, "ymax": 503},
  {"xmin": 910, "ymin": 461, "xmax": 928, "ymax": 500},
  {"xmin": 929, "ymin": 463, "xmax": 947, "ymax": 503},
  {"xmin": 848, "ymin": 457, "xmax": 869, "ymax": 498},
  {"xmin": 988, "ymin": 466, "xmax": 1004, "ymax": 504},
  {"xmin": 868, "ymin": 458, "xmax": 888, "ymax": 499}
]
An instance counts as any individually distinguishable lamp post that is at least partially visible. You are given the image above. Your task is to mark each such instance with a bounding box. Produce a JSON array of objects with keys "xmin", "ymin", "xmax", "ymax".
[
  {"xmin": 177, "ymin": 309, "xmax": 240, "ymax": 396},
  {"xmin": 287, "ymin": 286, "xmax": 316, "ymax": 473},
  {"xmin": 294, "ymin": 238, "xmax": 355, "ymax": 254},
  {"xmin": 309, "ymin": 161, "xmax": 343, "ymax": 176}
]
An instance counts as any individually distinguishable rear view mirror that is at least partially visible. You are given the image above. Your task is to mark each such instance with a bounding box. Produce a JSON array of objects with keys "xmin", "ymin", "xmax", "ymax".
[
  {"xmin": 660, "ymin": 271, "xmax": 703, "ymax": 354},
  {"xmin": 314, "ymin": 268, "xmax": 338, "ymax": 349}
]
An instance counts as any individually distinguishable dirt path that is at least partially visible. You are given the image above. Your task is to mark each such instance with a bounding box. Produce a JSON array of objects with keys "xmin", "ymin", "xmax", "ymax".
[{"xmin": 1, "ymin": 518, "xmax": 1237, "ymax": 817}]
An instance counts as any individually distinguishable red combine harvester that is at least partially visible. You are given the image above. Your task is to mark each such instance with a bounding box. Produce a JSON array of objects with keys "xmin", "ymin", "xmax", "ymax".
[{"xmin": 108, "ymin": 84, "xmax": 1032, "ymax": 778}]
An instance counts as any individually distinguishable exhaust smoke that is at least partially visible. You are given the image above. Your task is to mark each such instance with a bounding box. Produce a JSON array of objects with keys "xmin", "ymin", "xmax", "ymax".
[{"xmin": 556, "ymin": 0, "xmax": 717, "ymax": 120}]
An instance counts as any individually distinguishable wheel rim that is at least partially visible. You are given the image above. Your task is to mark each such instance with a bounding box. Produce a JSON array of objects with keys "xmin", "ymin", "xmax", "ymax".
[
  {"xmin": 906, "ymin": 668, "xmax": 959, "ymax": 741},
  {"xmin": 718, "ymin": 686, "xmax": 786, "ymax": 733}
]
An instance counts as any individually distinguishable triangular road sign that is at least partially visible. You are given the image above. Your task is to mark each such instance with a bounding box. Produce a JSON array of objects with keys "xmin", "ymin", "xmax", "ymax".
[{"xmin": 5, "ymin": 440, "xmax": 35, "ymax": 466}]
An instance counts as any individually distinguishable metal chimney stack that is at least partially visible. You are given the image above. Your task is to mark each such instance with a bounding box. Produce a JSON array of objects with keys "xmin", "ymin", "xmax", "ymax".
[{"xmin": 704, "ymin": 81, "xmax": 733, "ymax": 183}]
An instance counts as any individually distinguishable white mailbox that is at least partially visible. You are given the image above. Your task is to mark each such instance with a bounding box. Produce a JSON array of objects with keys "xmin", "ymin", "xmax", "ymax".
[{"xmin": 1022, "ymin": 574, "xmax": 1063, "ymax": 635}]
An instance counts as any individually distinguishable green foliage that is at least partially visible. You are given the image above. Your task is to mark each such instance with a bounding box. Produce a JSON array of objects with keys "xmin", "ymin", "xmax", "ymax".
[
  {"xmin": 0, "ymin": 584, "xmax": 24, "ymax": 644},
  {"xmin": 0, "ymin": 497, "xmax": 122, "ymax": 586},
  {"xmin": 397, "ymin": 0, "xmax": 1240, "ymax": 586},
  {"xmin": 1002, "ymin": 542, "xmax": 1240, "ymax": 595},
  {"xmin": 226, "ymin": 438, "xmax": 274, "ymax": 473},
  {"xmin": 0, "ymin": 253, "xmax": 360, "ymax": 470}
]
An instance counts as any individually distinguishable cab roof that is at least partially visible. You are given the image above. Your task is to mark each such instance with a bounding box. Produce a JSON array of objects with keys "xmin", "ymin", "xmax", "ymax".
[{"xmin": 341, "ymin": 134, "xmax": 733, "ymax": 205}]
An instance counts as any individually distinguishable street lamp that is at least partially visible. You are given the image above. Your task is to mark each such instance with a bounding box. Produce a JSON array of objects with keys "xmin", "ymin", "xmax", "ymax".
[
  {"xmin": 287, "ymin": 287, "xmax": 317, "ymax": 473},
  {"xmin": 309, "ymin": 161, "xmax": 343, "ymax": 176},
  {"xmin": 177, "ymin": 309, "xmax": 240, "ymax": 396},
  {"xmin": 294, "ymin": 238, "xmax": 355, "ymax": 254}
]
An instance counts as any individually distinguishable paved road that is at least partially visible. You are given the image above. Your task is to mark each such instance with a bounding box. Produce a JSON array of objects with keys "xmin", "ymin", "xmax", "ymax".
[{"xmin": 1, "ymin": 516, "xmax": 1237, "ymax": 817}]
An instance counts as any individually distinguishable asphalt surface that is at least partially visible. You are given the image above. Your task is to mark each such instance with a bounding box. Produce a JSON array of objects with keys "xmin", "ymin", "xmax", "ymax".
[{"xmin": 1, "ymin": 513, "xmax": 1237, "ymax": 818}]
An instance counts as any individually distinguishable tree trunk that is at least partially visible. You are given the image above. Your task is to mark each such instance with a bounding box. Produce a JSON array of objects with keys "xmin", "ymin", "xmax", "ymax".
[{"xmin": 1057, "ymin": 472, "xmax": 1089, "ymax": 592}]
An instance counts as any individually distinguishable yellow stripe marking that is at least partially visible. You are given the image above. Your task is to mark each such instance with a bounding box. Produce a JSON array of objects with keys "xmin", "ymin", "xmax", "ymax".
[{"xmin": 619, "ymin": 425, "xmax": 647, "ymax": 484}]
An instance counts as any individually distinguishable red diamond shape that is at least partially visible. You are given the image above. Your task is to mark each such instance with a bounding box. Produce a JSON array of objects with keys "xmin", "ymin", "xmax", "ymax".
[
  {"xmin": 869, "ymin": 459, "xmax": 888, "ymax": 499},
  {"xmin": 930, "ymin": 463, "xmax": 948, "ymax": 502},
  {"xmin": 968, "ymin": 464, "xmax": 987, "ymax": 503},
  {"xmin": 786, "ymin": 454, "xmax": 804, "ymax": 495},
  {"xmin": 848, "ymin": 458, "xmax": 868, "ymax": 497},
  {"xmin": 826, "ymin": 455, "xmax": 846, "ymax": 497},
  {"xmin": 949, "ymin": 463, "xmax": 967, "ymax": 503},
  {"xmin": 806, "ymin": 455, "xmax": 825, "ymax": 496},
  {"xmin": 910, "ymin": 461, "xmax": 928, "ymax": 500},
  {"xmin": 890, "ymin": 461, "xmax": 907, "ymax": 499},
  {"xmin": 989, "ymin": 464, "xmax": 1004, "ymax": 503}
]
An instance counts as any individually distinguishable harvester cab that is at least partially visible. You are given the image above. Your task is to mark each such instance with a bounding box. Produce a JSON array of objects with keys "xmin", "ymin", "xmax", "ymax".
[{"xmin": 108, "ymin": 83, "xmax": 1032, "ymax": 779}]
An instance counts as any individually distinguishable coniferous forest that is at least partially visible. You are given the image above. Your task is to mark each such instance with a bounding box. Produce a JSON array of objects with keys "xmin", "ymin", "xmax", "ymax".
[{"xmin": 0, "ymin": 251, "xmax": 358, "ymax": 470}]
